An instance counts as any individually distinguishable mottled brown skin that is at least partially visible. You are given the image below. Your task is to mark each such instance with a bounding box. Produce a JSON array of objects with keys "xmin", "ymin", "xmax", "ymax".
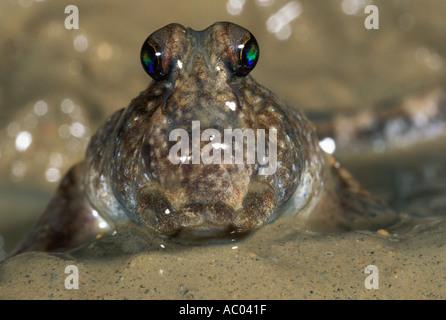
[{"xmin": 14, "ymin": 22, "xmax": 398, "ymax": 254}]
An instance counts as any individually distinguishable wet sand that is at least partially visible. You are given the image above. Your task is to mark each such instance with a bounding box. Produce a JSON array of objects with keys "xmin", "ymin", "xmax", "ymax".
[
  {"xmin": 1, "ymin": 0, "xmax": 446, "ymax": 299},
  {"xmin": 1, "ymin": 218, "xmax": 444, "ymax": 299}
]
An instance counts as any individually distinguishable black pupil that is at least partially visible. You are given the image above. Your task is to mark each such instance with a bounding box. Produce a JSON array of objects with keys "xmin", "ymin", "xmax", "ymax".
[
  {"xmin": 141, "ymin": 41, "xmax": 160, "ymax": 78},
  {"xmin": 237, "ymin": 33, "xmax": 259, "ymax": 76}
]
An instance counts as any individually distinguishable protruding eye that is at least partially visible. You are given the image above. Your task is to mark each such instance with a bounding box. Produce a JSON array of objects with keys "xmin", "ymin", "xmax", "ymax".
[
  {"xmin": 140, "ymin": 40, "xmax": 165, "ymax": 80},
  {"xmin": 235, "ymin": 33, "xmax": 259, "ymax": 76}
]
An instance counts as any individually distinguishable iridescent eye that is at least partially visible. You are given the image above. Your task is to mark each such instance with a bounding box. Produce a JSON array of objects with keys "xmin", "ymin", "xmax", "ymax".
[
  {"xmin": 236, "ymin": 33, "xmax": 259, "ymax": 76},
  {"xmin": 140, "ymin": 40, "xmax": 164, "ymax": 80}
]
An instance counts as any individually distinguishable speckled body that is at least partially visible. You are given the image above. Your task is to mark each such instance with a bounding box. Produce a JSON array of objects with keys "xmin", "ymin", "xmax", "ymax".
[
  {"xmin": 84, "ymin": 23, "xmax": 327, "ymax": 239},
  {"xmin": 14, "ymin": 22, "xmax": 398, "ymax": 254}
]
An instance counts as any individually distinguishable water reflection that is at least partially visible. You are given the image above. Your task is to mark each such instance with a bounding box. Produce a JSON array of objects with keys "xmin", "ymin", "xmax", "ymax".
[
  {"xmin": 44, "ymin": 167, "xmax": 61, "ymax": 182},
  {"xmin": 266, "ymin": 1, "xmax": 302, "ymax": 40},
  {"xmin": 69, "ymin": 122, "xmax": 87, "ymax": 138},
  {"xmin": 11, "ymin": 160, "xmax": 26, "ymax": 182},
  {"xmin": 340, "ymin": 0, "xmax": 372, "ymax": 15},
  {"xmin": 34, "ymin": 101, "xmax": 48, "ymax": 116},
  {"xmin": 1, "ymin": 98, "xmax": 91, "ymax": 184},
  {"xmin": 226, "ymin": 0, "xmax": 246, "ymax": 16},
  {"xmin": 17, "ymin": 0, "xmax": 35, "ymax": 8},
  {"xmin": 255, "ymin": 0, "xmax": 274, "ymax": 7},
  {"xmin": 15, "ymin": 131, "xmax": 32, "ymax": 152},
  {"xmin": 226, "ymin": 0, "xmax": 302, "ymax": 41},
  {"xmin": 73, "ymin": 33, "xmax": 89, "ymax": 52},
  {"xmin": 415, "ymin": 47, "xmax": 444, "ymax": 71},
  {"xmin": 94, "ymin": 42, "xmax": 115, "ymax": 61},
  {"xmin": 7, "ymin": 122, "xmax": 20, "ymax": 138}
]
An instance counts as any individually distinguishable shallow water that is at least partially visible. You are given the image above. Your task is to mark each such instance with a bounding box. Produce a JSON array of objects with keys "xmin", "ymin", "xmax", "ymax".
[{"xmin": 0, "ymin": 0, "xmax": 445, "ymax": 299}]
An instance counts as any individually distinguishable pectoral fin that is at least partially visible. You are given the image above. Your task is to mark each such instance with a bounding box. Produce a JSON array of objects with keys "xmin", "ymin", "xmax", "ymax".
[
  {"xmin": 12, "ymin": 163, "xmax": 110, "ymax": 255},
  {"xmin": 307, "ymin": 155, "xmax": 399, "ymax": 232}
]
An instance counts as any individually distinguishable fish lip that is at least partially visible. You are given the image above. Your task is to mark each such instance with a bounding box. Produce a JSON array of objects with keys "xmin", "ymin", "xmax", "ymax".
[
  {"xmin": 141, "ymin": 199, "xmax": 240, "ymax": 237},
  {"xmin": 171, "ymin": 223, "xmax": 249, "ymax": 244},
  {"xmin": 169, "ymin": 200, "xmax": 248, "ymax": 239}
]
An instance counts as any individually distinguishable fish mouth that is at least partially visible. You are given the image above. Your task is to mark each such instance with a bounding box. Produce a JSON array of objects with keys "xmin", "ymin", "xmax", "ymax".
[
  {"xmin": 141, "ymin": 199, "xmax": 251, "ymax": 241},
  {"xmin": 169, "ymin": 201, "xmax": 242, "ymax": 238},
  {"xmin": 172, "ymin": 223, "xmax": 246, "ymax": 243},
  {"xmin": 137, "ymin": 182, "xmax": 276, "ymax": 241}
]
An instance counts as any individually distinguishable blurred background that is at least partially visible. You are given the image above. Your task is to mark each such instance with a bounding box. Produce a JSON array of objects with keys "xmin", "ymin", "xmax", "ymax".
[{"xmin": 1, "ymin": 0, "xmax": 445, "ymax": 252}]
